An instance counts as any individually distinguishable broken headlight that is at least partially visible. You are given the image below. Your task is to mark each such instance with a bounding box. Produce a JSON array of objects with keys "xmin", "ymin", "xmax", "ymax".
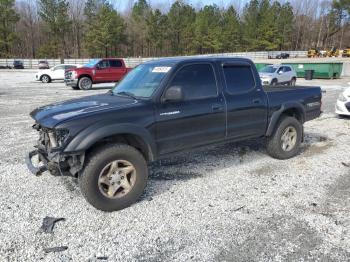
[{"xmin": 48, "ymin": 129, "xmax": 70, "ymax": 148}]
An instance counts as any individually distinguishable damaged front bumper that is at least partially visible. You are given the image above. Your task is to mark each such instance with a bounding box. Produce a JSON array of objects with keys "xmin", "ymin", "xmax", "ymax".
[
  {"xmin": 26, "ymin": 150, "xmax": 48, "ymax": 176},
  {"xmin": 26, "ymin": 148, "xmax": 85, "ymax": 177}
]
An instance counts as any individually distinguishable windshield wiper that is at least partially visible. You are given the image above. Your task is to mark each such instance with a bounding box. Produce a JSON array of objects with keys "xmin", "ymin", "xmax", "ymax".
[{"xmin": 115, "ymin": 91, "xmax": 138, "ymax": 99}]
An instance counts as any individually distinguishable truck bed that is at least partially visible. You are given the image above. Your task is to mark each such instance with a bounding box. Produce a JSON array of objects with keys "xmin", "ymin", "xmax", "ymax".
[
  {"xmin": 263, "ymin": 85, "xmax": 319, "ymax": 92},
  {"xmin": 264, "ymin": 85, "xmax": 322, "ymax": 122}
]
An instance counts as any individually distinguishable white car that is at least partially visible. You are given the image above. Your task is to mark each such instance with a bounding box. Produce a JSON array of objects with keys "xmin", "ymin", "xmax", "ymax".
[
  {"xmin": 36, "ymin": 64, "xmax": 79, "ymax": 83},
  {"xmin": 259, "ymin": 65, "xmax": 297, "ymax": 86},
  {"xmin": 335, "ymin": 87, "xmax": 350, "ymax": 116}
]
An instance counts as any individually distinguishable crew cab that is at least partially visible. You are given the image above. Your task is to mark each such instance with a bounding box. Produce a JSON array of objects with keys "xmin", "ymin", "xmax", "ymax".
[
  {"xmin": 26, "ymin": 57, "xmax": 322, "ymax": 211},
  {"xmin": 65, "ymin": 58, "xmax": 132, "ymax": 90}
]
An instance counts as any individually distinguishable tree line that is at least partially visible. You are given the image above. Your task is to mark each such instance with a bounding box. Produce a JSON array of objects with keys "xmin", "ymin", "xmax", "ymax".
[{"xmin": 0, "ymin": 0, "xmax": 349, "ymax": 59}]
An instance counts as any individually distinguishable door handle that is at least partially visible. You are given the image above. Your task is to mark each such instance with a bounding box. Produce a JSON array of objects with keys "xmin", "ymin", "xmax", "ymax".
[
  {"xmin": 253, "ymin": 98, "xmax": 262, "ymax": 104},
  {"xmin": 212, "ymin": 104, "xmax": 223, "ymax": 112}
]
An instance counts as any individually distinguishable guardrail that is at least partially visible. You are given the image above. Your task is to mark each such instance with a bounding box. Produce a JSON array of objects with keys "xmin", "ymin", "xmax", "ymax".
[{"xmin": 0, "ymin": 51, "xmax": 308, "ymax": 69}]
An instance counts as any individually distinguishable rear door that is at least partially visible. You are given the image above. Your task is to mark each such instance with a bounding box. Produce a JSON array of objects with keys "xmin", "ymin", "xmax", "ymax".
[
  {"xmin": 283, "ymin": 66, "xmax": 293, "ymax": 82},
  {"xmin": 95, "ymin": 60, "xmax": 110, "ymax": 82},
  {"xmin": 109, "ymin": 59, "xmax": 126, "ymax": 81},
  {"xmin": 155, "ymin": 63, "xmax": 226, "ymax": 155},
  {"xmin": 221, "ymin": 62, "xmax": 268, "ymax": 139}
]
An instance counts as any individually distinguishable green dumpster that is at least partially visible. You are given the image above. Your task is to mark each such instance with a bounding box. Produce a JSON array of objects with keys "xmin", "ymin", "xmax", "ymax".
[
  {"xmin": 282, "ymin": 63, "xmax": 343, "ymax": 79},
  {"xmin": 255, "ymin": 63, "xmax": 272, "ymax": 71}
]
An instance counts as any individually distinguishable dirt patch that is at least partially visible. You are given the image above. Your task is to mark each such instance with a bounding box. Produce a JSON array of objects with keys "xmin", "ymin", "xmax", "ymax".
[
  {"xmin": 216, "ymin": 215, "xmax": 350, "ymax": 261},
  {"xmin": 250, "ymin": 164, "xmax": 279, "ymax": 177}
]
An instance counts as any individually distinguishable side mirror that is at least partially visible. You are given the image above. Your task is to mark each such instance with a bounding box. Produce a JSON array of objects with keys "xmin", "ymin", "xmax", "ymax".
[
  {"xmin": 278, "ymin": 70, "xmax": 283, "ymax": 74},
  {"xmin": 162, "ymin": 86, "xmax": 183, "ymax": 102}
]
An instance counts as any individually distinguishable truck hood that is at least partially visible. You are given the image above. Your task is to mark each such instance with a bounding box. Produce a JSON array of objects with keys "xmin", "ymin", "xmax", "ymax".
[{"xmin": 30, "ymin": 93, "xmax": 137, "ymax": 128}]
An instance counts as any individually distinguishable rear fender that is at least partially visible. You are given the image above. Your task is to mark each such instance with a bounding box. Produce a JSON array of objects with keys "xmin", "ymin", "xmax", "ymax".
[{"xmin": 266, "ymin": 102, "xmax": 305, "ymax": 136}]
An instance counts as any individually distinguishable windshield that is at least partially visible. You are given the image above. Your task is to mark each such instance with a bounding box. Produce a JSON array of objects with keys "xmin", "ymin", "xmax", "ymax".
[
  {"xmin": 112, "ymin": 64, "xmax": 171, "ymax": 98},
  {"xmin": 84, "ymin": 59, "xmax": 100, "ymax": 68},
  {"xmin": 259, "ymin": 66, "xmax": 277, "ymax": 73}
]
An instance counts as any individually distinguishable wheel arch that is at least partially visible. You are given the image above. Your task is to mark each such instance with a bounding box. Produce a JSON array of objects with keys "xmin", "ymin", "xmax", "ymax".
[
  {"xmin": 64, "ymin": 123, "xmax": 156, "ymax": 162},
  {"xmin": 266, "ymin": 103, "xmax": 305, "ymax": 136},
  {"xmin": 78, "ymin": 74, "xmax": 92, "ymax": 81},
  {"xmin": 40, "ymin": 74, "xmax": 51, "ymax": 81}
]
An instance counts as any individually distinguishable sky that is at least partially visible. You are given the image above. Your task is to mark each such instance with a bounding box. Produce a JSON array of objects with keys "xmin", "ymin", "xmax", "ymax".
[{"xmin": 114, "ymin": 0, "xmax": 250, "ymax": 13}]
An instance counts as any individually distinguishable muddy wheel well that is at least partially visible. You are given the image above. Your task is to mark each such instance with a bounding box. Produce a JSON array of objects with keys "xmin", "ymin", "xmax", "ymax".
[
  {"xmin": 78, "ymin": 74, "xmax": 92, "ymax": 81},
  {"xmin": 282, "ymin": 108, "xmax": 303, "ymax": 123},
  {"xmin": 85, "ymin": 134, "xmax": 152, "ymax": 162}
]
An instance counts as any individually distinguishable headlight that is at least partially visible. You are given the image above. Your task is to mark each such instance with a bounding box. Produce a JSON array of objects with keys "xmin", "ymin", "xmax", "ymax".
[
  {"xmin": 48, "ymin": 129, "xmax": 69, "ymax": 148},
  {"xmin": 338, "ymin": 93, "xmax": 347, "ymax": 102}
]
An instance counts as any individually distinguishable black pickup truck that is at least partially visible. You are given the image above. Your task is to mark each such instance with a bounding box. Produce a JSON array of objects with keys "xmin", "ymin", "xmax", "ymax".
[{"xmin": 26, "ymin": 57, "xmax": 322, "ymax": 211}]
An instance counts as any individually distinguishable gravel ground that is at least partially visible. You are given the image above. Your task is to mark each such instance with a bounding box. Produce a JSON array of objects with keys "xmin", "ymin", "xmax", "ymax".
[{"xmin": 0, "ymin": 71, "xmax": 349, "ymax": 261}]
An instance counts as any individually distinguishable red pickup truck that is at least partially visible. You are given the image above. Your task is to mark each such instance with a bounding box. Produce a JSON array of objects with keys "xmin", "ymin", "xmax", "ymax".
[{"xmin": 65, "ymin": 58, "xmax": 132, "ymax": 90}]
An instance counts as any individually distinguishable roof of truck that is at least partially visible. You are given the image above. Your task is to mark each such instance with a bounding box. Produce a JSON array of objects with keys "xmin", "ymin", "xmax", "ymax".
[{"xmin": 143, "ymin": 56, "xmax": 253, "ymax": 65}]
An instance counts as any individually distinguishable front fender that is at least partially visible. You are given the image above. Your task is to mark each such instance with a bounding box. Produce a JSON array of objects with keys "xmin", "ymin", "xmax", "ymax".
[{"xmin": 64, "ymin": 123, "xmax": 156, "ymax": 160}]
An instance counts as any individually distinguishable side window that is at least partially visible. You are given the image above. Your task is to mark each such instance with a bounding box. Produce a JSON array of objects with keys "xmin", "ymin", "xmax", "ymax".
[
  {"xmin": 54, "ymin": 65, "xmax": 64, "ymax": 70},
  {"xmin": 168, "ymin": 64, "xmax": 217, "ymax": 100},
  {"xmin": 284, "ymin": 66, "xmax": 291, "ymax": 72},
  {"xmin": 65, "ymin": 65, "xmax": 76, "ymax": 70},
  {"xmin": 110, "ymin": 60, "xmax": 123, "ymax": 68},
  {"xmin": 98, "ymin": 60, "xmax": 110, "ymax": 69},
  {"xmin": 223, "ymin": 65, "xmax": 255, "ymax": 94}
]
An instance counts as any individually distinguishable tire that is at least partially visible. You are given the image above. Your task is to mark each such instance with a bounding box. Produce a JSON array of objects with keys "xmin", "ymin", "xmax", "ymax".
[
  {"xmin": 271, "ymin": 79, "xmax": 278, "ymax": 86},
  {"xmin": 41, "ymin": 75, "xmax": 51, "ymax": 83},
  {"xmin": 266, "ymin": 116, "xmax": 302, "ymax": 160},
  {"xmin": 79, "ymin": 144, "xmax": 148, "ymax": 211},
  {"xmin": 71, "ymin": 85, "xmax": 80, "ymax": 90},
  {"xmin": 289, "ymin": 78, "xmax": 296, "ymax": 86},
  {"xmin": 78, "ymin": 77, "xmax": 92, "ymax": 90}
]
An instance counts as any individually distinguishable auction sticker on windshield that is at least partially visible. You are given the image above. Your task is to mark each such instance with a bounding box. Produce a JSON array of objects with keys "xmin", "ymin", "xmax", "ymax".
[{"xmin": 152, "ymin": 67, "xmax": 171, "ymax": 73}]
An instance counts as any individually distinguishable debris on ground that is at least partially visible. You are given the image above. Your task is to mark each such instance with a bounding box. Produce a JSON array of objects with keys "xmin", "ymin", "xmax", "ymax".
[
  {"xmin": 341, "ymin": 162, "xmax": 350, "ymax": 167},
  {"xmin": 233, "ymin": 205, "xmax": 246, "ymax": 212},
  {"xmin": 39, "ymin": 217, "xmax": 65, "ymax": 233},
  {"xmin": 43, "ymin": 246, "xmax": 68, "ymax": 253}
]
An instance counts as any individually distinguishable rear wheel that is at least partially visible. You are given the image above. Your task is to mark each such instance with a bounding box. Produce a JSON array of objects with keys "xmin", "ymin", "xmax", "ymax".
[
  {"xmin": 266, "ymin": 116, "xmax": 302, "ymax": 159},
  {"xmin": 41, "ymin": 75, "xmax": 51, "ymax": 83},
  {"xmin": 289, "ymin": 78, "xmax": 296, "ymax": 86},
  {"xmin": 79, "ymin": 144, "xmax": 148, "ymax": 211},
  {"xmin": 78, "ymin": 77, "xmax": 92, "ymax": 90}
]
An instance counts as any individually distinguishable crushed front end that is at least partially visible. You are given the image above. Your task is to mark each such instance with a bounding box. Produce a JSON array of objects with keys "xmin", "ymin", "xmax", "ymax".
[{"xmin": 26, "ymin": 123, "xmax": 84, "ymax": 177}]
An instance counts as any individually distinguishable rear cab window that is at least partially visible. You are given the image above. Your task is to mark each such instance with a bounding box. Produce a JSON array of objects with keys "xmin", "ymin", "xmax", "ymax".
[
  {"xmin": 110, "ymin": 60, "xmax": 123, "ymax": 68},
  {"xmin": 222, "ymin": 64, "xmax": 256, "ymax": 94}
]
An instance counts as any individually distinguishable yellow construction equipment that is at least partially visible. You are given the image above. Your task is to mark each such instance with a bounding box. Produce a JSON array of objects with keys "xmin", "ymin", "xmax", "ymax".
[
  {"xmin": 307, "ymin": 48, "xmax": 321, "ymax": 58},
  {"xmin": 325, "ymin": 47, "xmax": 340, "ymax": 57},
  {"xmin": 342, "ymin": 47, "xmax": 350, "ymax": 57}
]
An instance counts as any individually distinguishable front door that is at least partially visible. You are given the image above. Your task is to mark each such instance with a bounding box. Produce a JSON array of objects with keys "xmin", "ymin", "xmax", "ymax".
[
  {"xmin": 52, "ymin": 65, "xmax": 65, "ymax": 80},
  {"xmin": 155, "ymin": 63, "xmax": 226, "ymax": 155},
  {"xmin": 95, "ymin": 60, "xmax": 110, "ymax": 83}
]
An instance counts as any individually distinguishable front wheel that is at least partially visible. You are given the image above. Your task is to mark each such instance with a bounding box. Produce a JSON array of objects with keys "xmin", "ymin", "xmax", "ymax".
[
  {"xmin": 266, "ymin": 116, "xmax": 302, "ymax": 159},
  {"xmin": 271, "ymin": 79, "xmax": 278, "ymax": 86},
  {"xmin": 79, "ymin": 144, "xmax": 148, "ymax": 211},
  {"xmin": 78, "ymin": 77, "xmax": 92, "ymax": 90}
]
